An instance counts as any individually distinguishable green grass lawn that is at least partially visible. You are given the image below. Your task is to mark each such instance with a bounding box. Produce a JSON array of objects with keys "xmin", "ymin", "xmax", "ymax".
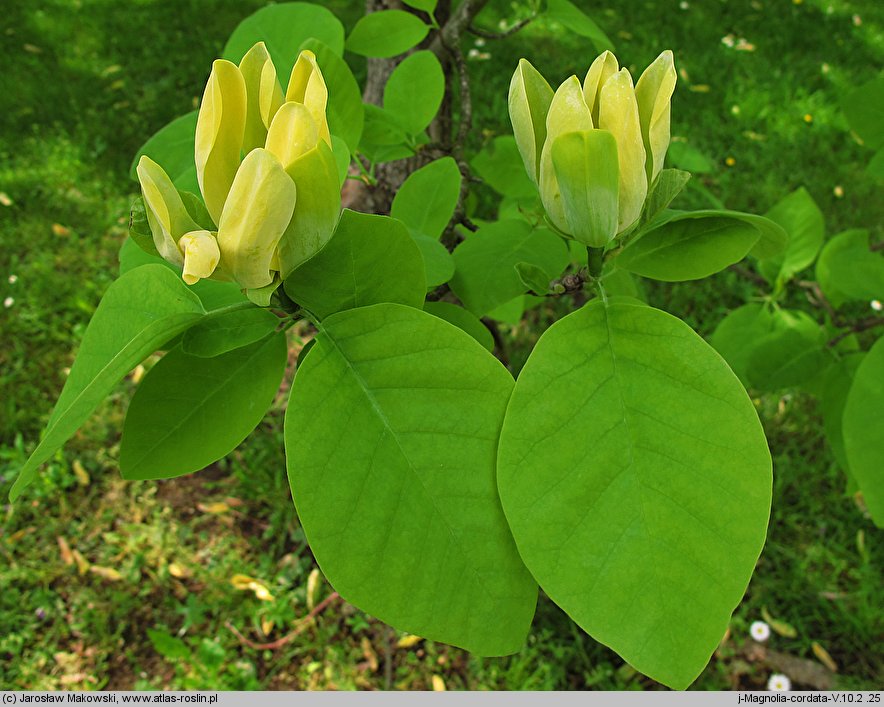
[{"xmin": 1, "ymin": 0, "xmax": 882, "ymax": 691}]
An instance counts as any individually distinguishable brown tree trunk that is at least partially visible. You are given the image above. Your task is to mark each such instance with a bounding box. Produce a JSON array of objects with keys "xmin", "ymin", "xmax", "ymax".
[{"xmin": 346, "ymin": 0, "xmax": 455, "ymax": 215}]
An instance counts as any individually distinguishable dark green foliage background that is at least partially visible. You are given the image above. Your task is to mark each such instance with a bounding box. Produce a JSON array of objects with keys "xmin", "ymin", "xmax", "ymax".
[{"xmin": 0, "ymin": 0, "xmax": 881, "ymax": 690}]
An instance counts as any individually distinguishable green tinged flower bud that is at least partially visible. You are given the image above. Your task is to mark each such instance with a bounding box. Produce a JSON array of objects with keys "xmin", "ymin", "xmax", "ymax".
[
  {"xmin": 509, "ymin": 49, "xmax": 674, "ymax": 243},
  {"xmin": 195, "ymin": 59, "xmax": 247, "ymax": 225},
  {"xmin": 539, "ymin": 76, "xmax": 593, "ymax": 233},
  {"xmin": 598, "ymin": 68, "xmax": 647, "ymax": 233},
  {"xmin": 136, "ymin": 155, "xmax": 199, "ymax": 267},
  {"xmin": 635, "ymin": 50, "xmax": 677, "ymax": 184},
  {"xmin": 508, "ymin": 59, "xmax": 554, "ymax": 186}
]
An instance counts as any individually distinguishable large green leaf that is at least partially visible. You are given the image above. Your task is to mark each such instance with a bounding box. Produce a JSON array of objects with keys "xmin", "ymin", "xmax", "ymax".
[
  {"xmin": 619, "ymin": 213, "xmax": 760, "ymax": 281},
  {"xmin": 120, "ymin": 332, "xmax": 286, "ymax": 480},
  {"xmin": 759, "ymin": 187, "xmax": 824, "ymax": 284},
  {"xmin": 284, "ymin": 210, "xmax": 425, "ymax": 320},
  {"xmin": 129, "ymin": 111, "xmax": 198, "ymax": 192},
  {"xmin": 841, "ymin": 77, "xmax": 884, "ymax": 150},
  {"xmin": 471, "ymin": 136, "xmax": 537, "ymax": 199},
  {"xmin": 182, "ymin": 307, "xmax": 280, "ymax": 358},
  {"xmin": 285, "ymin": 304, "xmax": 536, "ymax": 654},
  {"xmin": 391, "ymin": 157, "xmax": 462, "ymax": 240},
  {"xmin": 815, "ymin": 229, "xmax": 884, "ymax": 308},
  {"xmin": 384, "ymin": 51, "xmax": 445, "ymax": 136},
  {"xmin": 545, "ymin": 0, "xmax": 615, "ymax": 52},
  {"xmin": 223, "ymin": 2, "xmax": 345, "ymax": 79},
  {"xmin": 497, "ymin": 299, "xmax": 771, "ymax": 689},
  {"xmin": 842, "ymin": 336, "xmax": 884, "ymax": 526},
  {"xmin": 345, "ymin": 10, "xmax": 429, "ymax": 58},
  {"xmin": 9, "ymin": 266, "xmax": 206, "ymax": 501},
  {"xmin": 300, "ymin": 39, "xmax": 364, "ymax": 152},
  {"xmin": 450, "ymin": 220, "xmax": 569, "ymax": 316}
]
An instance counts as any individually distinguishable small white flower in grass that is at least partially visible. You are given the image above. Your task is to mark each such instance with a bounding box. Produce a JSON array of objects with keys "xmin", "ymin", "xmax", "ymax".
[
  {"xmin": 767, "ymin": 673, "xmax": 791, "ymax": 691},
  {"xmin": 750, "ymin": 620, "xmax": 770, "ymax": 642},
  {"xmin": 8, "ymin": 275, "xmax": 17, "ymax": 284},
  {"xmin": 3, "ymin": 296, "xmax": 13, "ymax": 308},
  {"xmin": 871, "ymin": 300, "xmax": 882, "ymax": 312}
]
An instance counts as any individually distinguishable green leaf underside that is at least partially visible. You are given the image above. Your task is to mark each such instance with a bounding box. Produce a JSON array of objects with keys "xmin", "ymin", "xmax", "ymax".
[
  {"xmin": 619, "ymin": 215, "xmax": 760, "ymax": 281},
  {"xmin": 285, "ymin": 304, "xmax": 537, "ymax": 655},
  {"xmin": 10, "ymin": 266, "xmax": 206, "ymax": 500},
  {"xmin": 345, "ymin": 10, "xmax": 429, "ymax": 58},
  {"xmin": 497, "ymin": 299, "xmax": 771, "ymax": 688},
  {"xmin": 391, "ymin": 157, "xmax": 462, "ymax": 240},
  {"xmin": 182, "ymin": 307, "xmax": 280, "ymax": 358},
  {"xmin": 300, "ymin": 39, "xmax": 364, "ymax": 152},
  {"xmin": 422, "ymin": 301, "xmax": 494, "ymax": 351},
  {"xmin": 451, "ymin": 220, "xmax": 569, "ymax": 317},
  {"xmin": 223, "ymin": 2, "xmax": 345, "ymax": 79},
  {"xmin": 129, "ymin": 111, "xmax": 198, "ymax": 187},
  {"xmin": 284, "ymin": 210, "xmax": 426, "ymax": 320},
  {"xmin": 842, "ymin": 336, "xmax": 884, "ymax": 526},
  {"xmin": 120, "ymin": 332, "xmax": 287, "ymax": 480}
]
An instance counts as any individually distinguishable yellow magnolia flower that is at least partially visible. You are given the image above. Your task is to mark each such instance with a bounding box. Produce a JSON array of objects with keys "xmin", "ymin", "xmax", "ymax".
[
  {"xmin": 509, "ymin": 50, "xmax": 677, "ymax": 246},
  {"xmin": 135, "ymin": 43, "xmax": 341, "ymax": 292}
]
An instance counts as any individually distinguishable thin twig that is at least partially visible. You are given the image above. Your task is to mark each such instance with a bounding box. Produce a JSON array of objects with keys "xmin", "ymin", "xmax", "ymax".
[
  {"xmin": 827, "ymin": 317, "xmax": 884, "ymax": 347},
  {"xmin": 467, "ymin": 16, "xmax": 533, "ymax": 39},
  {"xmin": 225, "ymin": 591, "xmax": 340, "ymax": 650}
]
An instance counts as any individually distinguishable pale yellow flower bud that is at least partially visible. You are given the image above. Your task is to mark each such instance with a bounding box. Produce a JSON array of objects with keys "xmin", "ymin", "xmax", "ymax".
[
  {"xmin": 216, "ymin": 149, "xmax": 297, "ymax": 290},
  {"xmin": 239, "ymin": 42, "xmax": 285, "ymax": 153},
  {"xmin": 285, "ymin": 50, "xmax": 331, "ymax": 147},
  {"xmin": 598, "ymin": 68, "xmax": 647, "ymax": 233},
  {"xmin": 508, "ymin": 59, "xmax": 554, "ymax": 186},
  {"xmin": 635, "ymin": 50, "xmax": 677, "ymax": 183},
  {"xmin": 539, "ymin": 76, "xmax": 593, "ymax": 233},
  {"xmin": 195, "ymin": 59, "xmax": 247, "ymax": 225},
  {"xmin": 178, "ymin": 230, "xmax": 221, "ymax": 285},
  {"xmin": 265, "ymin": 102, "xmax": 320, "ymax": 169},
  {"xmin": 136, "ymin": 155, "xmax": 199, "ymax": 267}
]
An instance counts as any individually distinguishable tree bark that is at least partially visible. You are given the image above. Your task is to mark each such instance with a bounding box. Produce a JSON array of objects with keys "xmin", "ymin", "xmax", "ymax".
[{"xmin": 347, "ymin": 0, "xmax": 483, "ymax": 215}]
